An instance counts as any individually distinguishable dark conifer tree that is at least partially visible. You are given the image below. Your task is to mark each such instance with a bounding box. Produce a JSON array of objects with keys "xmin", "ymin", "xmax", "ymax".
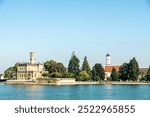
[
  {"xmin": 111, "ymin": 67, "xmax": 119, "ymax": 81},
  {"xmin": 119, "ymin": 63, "xmax": 129, "ymax": 81},
  {"xmin": 92, "ymin": 63, "xmax": 105, "ymax": 81},
  {"xmin": 68, "ymin": 52, "xmax": 80, "ymax": 77},
  {"xmin": 128, "ymin": 57, "xmax": 139, "ymax": 81},
  {"xmin": 81, "ymin": 56, "xmax": 91, "ymax": 76}
]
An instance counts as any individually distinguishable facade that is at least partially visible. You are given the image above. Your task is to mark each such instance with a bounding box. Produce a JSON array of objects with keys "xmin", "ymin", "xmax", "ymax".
[
  {"xmin": 0, "ymin": 74, "xmax": 4, "ymax": 80},
  {"xmin": 104, "ymin": 54, "xmax": 120, "ymax": 79},
  {"xmin": 17, "ymin": 52, "xmax": 45, "ymax": 80}
]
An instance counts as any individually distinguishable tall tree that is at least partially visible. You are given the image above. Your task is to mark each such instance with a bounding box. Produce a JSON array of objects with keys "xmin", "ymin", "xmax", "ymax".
[
  {"xmin": 128, "ymin": 57, "xmax": 139, "ymax": 81},
  {"xmin": 68, "ymin": 53, "xmax": 80, "ymax": 77},
  {"xmin": 111, "ymin": 67, "xmax": 119, "ymax": 81},
  {"xmin": 119, "ymin": 63, "xmax": 129, "ymax": 81},
  {"xmin": 81, "ymin": 56, "xmax": 91, "ymax": 75},
  {"xmin": 146, "ymin": 66, "xmax": 150, "ymax": 81},
  {"xmin": 44, "ymin": 60, "xmax": 66, "ymax": 75},
  {"xmin": 92, "ymin": 63, "xmax": 105, "ymax": 81}
]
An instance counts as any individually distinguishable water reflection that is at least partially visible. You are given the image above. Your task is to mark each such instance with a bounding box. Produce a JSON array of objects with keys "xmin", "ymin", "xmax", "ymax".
[
  {"xmin": 15, "ymin": 85, "xmax": 44, "ymax": 100},
  {"xmin": 103, "ymin": 85, "xmax": 113, "ymax": 100},
  {"xmin": 1, "ymin": 84, "xmax": 150, "ymax": 100}
]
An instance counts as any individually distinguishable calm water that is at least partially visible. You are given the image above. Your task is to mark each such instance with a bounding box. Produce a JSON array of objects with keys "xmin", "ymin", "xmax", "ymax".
[{"xmin": 0, "ymin": 83, "xmax": 150, "ymax": 100}]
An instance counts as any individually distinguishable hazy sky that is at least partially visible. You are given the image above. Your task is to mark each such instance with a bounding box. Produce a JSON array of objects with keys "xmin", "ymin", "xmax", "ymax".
[{"xmin": 0, "ymin": 0, "xmax": 150, "ymax": 73}]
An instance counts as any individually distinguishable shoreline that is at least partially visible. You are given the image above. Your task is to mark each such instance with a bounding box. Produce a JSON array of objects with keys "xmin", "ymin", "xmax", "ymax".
[{"xmin": 4, "ymin": 81, "xmax": 150, "ymax": 85}]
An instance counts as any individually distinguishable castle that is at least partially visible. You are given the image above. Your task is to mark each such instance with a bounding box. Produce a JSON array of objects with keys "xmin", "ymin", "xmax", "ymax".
[{"xmin": 16, "ymin": 52, "xmax": 45, "ymax": 81}]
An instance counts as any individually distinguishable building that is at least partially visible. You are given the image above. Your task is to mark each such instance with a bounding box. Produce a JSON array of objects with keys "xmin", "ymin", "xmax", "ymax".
[
  {"xmin": 104, "ymin": 54, "xmax": 149, "ymax": 80},
  {"xmin": 16, "ymin": 52, "xmax": 45, "ymax": 81},
  {"xmin": 104, "ymin": 54, "xmax": 120, "ymax": 79},
  {"xmin": 0, "ymin": 74, "xmax": 4, "ymax": 80},
  {"xmin": 139, "ymin": 68, "xmax": 148, "ymax": 79}
]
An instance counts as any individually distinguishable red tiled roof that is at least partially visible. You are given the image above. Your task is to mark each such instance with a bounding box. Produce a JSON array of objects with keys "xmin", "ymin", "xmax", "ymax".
[{"xmin": 105, "ymin": 66, "xmax": 120, "ymax": 72}]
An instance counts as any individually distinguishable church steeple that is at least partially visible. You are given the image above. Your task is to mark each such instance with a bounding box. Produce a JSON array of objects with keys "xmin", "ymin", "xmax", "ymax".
[{"xmin": 106, "ymin": 53, "xmax": 111, "ymax": 66}]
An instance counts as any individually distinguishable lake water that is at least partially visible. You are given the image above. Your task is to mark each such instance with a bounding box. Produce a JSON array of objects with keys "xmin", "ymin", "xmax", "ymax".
[{"xmin": 0, "ymin": 83, "xmax": 150, "ymax": 100}]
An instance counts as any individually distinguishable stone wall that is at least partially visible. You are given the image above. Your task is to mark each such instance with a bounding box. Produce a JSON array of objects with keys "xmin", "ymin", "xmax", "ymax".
[{"xmin": 36, "ymin": 78, "xmax": 76, "ymax": 85}]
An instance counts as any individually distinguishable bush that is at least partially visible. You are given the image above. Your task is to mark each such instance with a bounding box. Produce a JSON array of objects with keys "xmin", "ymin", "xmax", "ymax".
[
  {"xmin": 79, "ymin": 70, "xmax": 90, "ymax": 81},
  {"xmin": 64, "ymin": 72, "xmax": 75, "ymax": 78},
  {"xmin": 49, "ymin": 72, "xmax": 63, "ymax": 78},
  {"xmin": 42, "ymin": 72, "xmax": 49, "ymax": 77},
  {"xmin": 76, "ymin": 76, "xmax": 81, "ymax": 81},
  {"xmin": 107, "ymin": 77, "xmax": 112, "ymax": 81},
  {"xmin": 91, "ymin": 76, "xmax": 100, "ymax": 81},
  {"xmin": 140, "ymin": 76, "xmax": 146, "ymax": 81}
]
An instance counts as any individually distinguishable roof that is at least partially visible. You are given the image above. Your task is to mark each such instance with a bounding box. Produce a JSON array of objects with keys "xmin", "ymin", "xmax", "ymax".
[
  {"xmin": 106, "ymin": 53, "xmax": 110, "ymax": 56},
  {"xmin": 139, "ymin": 68, "xmax": 148, "ymax": 75},
  {"xmin": 17, "ymin": 63, "xmax": 43, "ymax": 66},
  {"xmin": 105, "ymin": 66, "xmax": 120, "ymax": 72}
]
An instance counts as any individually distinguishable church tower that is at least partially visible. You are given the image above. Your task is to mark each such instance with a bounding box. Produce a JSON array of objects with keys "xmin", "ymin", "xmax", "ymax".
[
  {"xmin": 30, "ymin": 52, "xmax": 36, "ymax": 64},
  {"xmin": 106, "ymin": 53, "xmax": 111, "ymax": 66}
]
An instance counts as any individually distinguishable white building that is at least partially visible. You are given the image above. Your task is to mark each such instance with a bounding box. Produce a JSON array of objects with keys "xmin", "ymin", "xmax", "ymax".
[
  {"xmin": 16, "ymin": 52, "xmax": 45, "ymax": 81},
  {"xmin": 104, "ymin": 54, "xmax": 120, "ymax": 79},
  {"xmin": 0, "ymin": 74, "xmax": 4, "ymax": 80}
]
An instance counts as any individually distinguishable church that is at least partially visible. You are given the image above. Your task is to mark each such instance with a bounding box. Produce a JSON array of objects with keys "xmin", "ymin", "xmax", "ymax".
[{"xmin": 104, "ymin": 54, "xmax": 120, "ymax": 80}]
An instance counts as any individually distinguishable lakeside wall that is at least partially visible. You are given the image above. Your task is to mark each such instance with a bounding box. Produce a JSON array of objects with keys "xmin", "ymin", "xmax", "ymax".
[
  {"xmin": 6, "ymin": 78, "xmax": 76, "ymax": 85},
  {"xmin": 5, "ymin": 78, "xmax": 150, "ymax": 85},
  {"xmin": 37, "ymin": 78, "xmax": 76, "ymax": 85}
]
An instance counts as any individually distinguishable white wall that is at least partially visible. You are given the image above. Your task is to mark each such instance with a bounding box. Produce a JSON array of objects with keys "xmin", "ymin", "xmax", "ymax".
[{"xmin": 0, "ymin": 75, "xmax": 4, "ymax": 80}]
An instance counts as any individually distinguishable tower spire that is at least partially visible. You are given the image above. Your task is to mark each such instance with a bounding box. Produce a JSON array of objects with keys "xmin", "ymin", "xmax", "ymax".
[
  {"xmin": 30, "ymin": 52, "xmax": 36, "ymax": 64},
  {"xmin": 106, "ymin": 53, "xmax": 111, "ymax": 66}
]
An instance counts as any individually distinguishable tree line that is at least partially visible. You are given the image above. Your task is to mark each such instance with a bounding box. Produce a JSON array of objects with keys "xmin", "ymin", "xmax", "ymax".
[
  {"xmin": 4, "ymin": 53, "xmax": 150, "ymax": 82},
  {"xmin": 43, "ymin": 53, "xmax": 150, "ymax": 82}
]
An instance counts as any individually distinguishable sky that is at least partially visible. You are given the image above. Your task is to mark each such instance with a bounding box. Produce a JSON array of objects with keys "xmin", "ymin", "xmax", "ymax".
[{"xmin": 0, "ymin": 0, "xmax": 150, "ymax": 73}]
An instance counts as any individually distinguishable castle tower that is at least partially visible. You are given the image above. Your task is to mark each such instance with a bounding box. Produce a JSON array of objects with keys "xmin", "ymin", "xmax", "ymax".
[
  {"xmin": 106, "ymin": 53, "xmax": 111, "ymax": 66},
  {"xmin": 30, "ymin": 52, "xmax": 36, "ymax": 64}
]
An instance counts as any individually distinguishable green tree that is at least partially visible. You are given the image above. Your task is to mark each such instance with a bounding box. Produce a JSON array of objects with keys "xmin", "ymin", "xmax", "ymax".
[
  {"xmin": 64, "ymin": 72, "xmax": 75, "ymax": 78},
  {"xmin": 44, "ymin": 60, "xmax": 66, "ymax": 75},
  {"xmin": 79, "ymin": 70, "xmax": 90, "ymax": 81},
  {"xmin": 49, "ymin": 72, "xmax": 63, "ymax": 78},
  {"xmin": 119, "ymin": 63, "xmax": 129, "ymax": 81},
  {"xmin": 92, "ymin": 63, "xmax": 105, "ymax": 81},
  {"xmin": 128, "ymin": 57, "xmax": 139, "ymax": 81},
  {"xmin": 42, "ymin": 72, "xmax": 49, "ymax": 78},
  {"xmin": 146, "ymin": 66, "xmax": 150, "ymax": 81},
  {"xmin": 81, "ymin": 56, "xmax": 91, "ymax": 76},
  {"xmin": 4, "ymin": 65, "xmax": 17, "ymax": 80},
  {"xmin": 68, "ymin": 53, "xmax": 80, "ymax": 77},
  {"xmin": 111, "ymin": 67, "xmax": 119, "ymax": 81}
]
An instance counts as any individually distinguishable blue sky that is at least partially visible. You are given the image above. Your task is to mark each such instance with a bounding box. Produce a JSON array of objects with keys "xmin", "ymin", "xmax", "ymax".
[{"xmin": 0, "ymin": 0, "xmax": 150, "ymax": 73}]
